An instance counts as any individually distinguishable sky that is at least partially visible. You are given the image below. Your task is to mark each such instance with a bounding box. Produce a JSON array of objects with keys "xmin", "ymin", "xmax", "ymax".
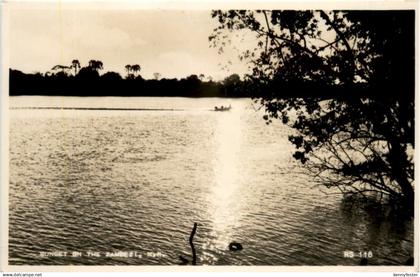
[{"xmin": 8, "ymin": 5, "xmax": 252, "ymax": 80}]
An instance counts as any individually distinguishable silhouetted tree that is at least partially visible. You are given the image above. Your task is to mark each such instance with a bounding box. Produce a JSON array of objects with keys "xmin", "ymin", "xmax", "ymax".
[
  {"xmin": 153, "ymin": 72, "xmax": 161, "ymax": 80},
  {"xmin": 101, "ymin": 71, "xmax": 122, "ymax": 81},
  {"xmin": 77, "ymin": 66, "xmax": 100, "ymax": 80},
  {"xmin": 51, "ymin": 65, "xmax": 71, "ymax": 75},
  {"xmin": 71, "ymin": 59, "xmax": 81, "ymax": 76},
  {"xmin": 131, "ymin": 64, "xmax": 141, "ymax": 76},
  {"xmin": 88, "ymin": 60, "xmax": 103, "ymax": 73},
  {"xmin": 125, "ymin": 64, "xmax": 132, "ymax": 78},
  {"xmin": 210, "ymin": 10, "xmax": 414, "ymax": 213},
  {"xmin": 223, "ymin": 74, "xmax": 241, "ymax": 96}
]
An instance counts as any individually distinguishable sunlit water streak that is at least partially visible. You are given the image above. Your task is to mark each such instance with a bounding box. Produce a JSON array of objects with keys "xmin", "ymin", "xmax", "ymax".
[
  {"xmin": 8, "ymin": 96, "xmax": 414, "ymax": 265},
  {"xmin": 202, "ymin": 107, "xmax": 244, "ymax": 263}
]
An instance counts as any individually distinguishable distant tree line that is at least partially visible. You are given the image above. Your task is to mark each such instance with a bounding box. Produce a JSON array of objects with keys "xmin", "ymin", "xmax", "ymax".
[
  {"xmin": 9, "ymin": 59, "xmax": 253, "ymax": 97},
  {"xmin": 10, "ymin": 59, "xmax": 378, "ymax": 98}
]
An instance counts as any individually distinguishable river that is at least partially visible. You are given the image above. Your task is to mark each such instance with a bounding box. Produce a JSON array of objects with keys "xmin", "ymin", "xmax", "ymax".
[{"xmin": 8, "ymin": 96, "xmax": 414, "ymax": 265}]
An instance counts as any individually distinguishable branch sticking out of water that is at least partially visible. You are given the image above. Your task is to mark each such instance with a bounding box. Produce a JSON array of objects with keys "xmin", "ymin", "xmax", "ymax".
[
  {"xmin": 179, "ymin": 223, "xmax": 198, "ymax": 265},
  {"xmin": 189, "ymin": 223, "xmax": 198, "ymax": 265}
]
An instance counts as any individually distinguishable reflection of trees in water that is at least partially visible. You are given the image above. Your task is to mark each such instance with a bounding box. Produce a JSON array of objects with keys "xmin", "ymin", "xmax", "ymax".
[
  {"xmin": 338, "ymin": 194, "xmax": 413, "ymax": 265},
  {"xmin": 340, "ymin": 194, "xmax": 412, "ymax": 233}
]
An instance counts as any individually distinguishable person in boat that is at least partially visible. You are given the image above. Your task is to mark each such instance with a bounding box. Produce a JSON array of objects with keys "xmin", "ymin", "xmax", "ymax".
[{"xmin": 214, "ymin": 105, "xmax": 231, "ymax": 111}]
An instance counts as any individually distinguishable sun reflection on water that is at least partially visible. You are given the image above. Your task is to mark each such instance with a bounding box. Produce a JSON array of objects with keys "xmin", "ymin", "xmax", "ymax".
[{"xmin": 204, "ymin": 106, "xmax": 245, "ymax": 262}]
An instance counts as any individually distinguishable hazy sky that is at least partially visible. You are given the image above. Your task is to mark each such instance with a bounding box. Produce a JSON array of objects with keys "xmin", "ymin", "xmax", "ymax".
[{"xmin": 9, "ymin": 6, "xmax": 252, "ymax": 80}]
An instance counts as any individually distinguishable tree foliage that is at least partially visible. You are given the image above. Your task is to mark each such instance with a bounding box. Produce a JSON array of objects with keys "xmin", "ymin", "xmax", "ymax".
[
  {"xmin": 71, "ymin": 59, "xmax": 81, "ymax": 75},
  {"xmin": 88, "ymin": 60, "xmax": 104, "ymax": 72},
  {"xmin": 210, "ymin": 10, "xmax": 414, "ymax": 212},
  {"xmin": 125, "ymin": 64, "xmax": 141, "ymax": 79}
]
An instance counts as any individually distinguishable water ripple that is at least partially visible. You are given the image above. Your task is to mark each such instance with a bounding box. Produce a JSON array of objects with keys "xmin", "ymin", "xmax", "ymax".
[{"xmin": 9, "ymin": 97, "xmax": 413, "ymax": 265}]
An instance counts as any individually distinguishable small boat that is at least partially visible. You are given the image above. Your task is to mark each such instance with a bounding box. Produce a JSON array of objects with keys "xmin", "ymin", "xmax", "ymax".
[{"xmin": 214, "ymin": 105, "xmax": 231, "ymax": 111}]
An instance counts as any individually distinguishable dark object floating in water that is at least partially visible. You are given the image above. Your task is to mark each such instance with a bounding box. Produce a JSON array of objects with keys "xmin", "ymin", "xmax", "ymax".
[
  {"xmin": 179, "ymin": 255, "xmax": 189, "ymax": 265},
  {"xmin": 229, "ymin": 242, "xmax": 243, "ymax": 251},
  {"xmin": 360, "ymin": 258, "xmax": 368, "ymax": 265},
  {"xmin": 214, "ymin": 105, "xmax": 232, "ymax": 111}
]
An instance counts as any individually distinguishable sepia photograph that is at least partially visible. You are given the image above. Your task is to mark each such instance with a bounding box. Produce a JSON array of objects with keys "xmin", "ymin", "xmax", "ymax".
[{"xmin": 1, "ymin": 1, "xmax": 417, "ymax": 271}]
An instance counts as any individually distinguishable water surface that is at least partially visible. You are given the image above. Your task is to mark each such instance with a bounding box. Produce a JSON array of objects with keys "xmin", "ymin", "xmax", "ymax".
[{"xmin": 9, "ymin": 96, "xmax": 414, "ymax": 265}]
